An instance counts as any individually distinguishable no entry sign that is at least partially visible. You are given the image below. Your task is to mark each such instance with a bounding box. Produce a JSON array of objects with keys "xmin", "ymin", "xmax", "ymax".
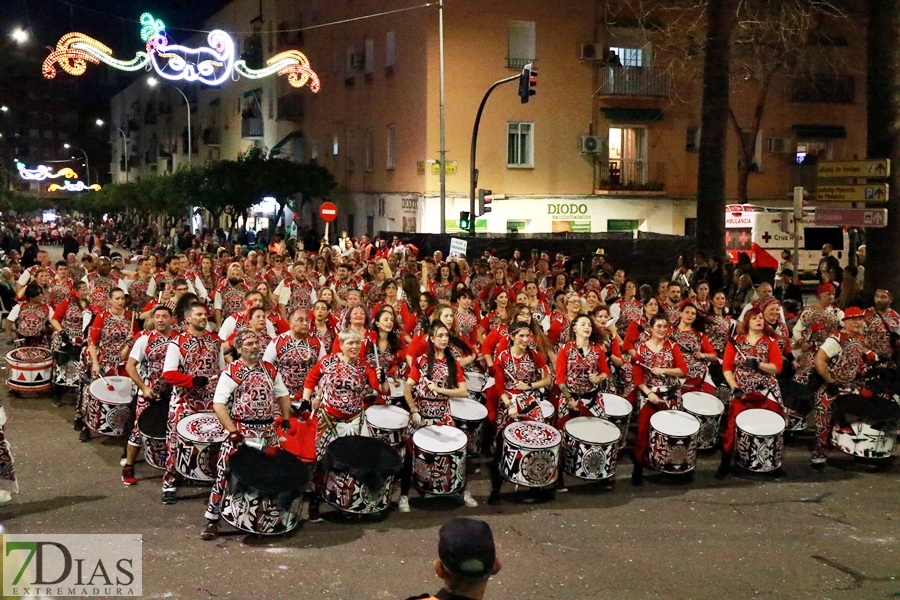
[{"xmin": 319, "ymin": 202, "xmax": 338, "ymax": 222}]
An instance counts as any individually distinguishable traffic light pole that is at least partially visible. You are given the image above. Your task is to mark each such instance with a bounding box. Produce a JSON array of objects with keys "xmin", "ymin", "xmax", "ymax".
[{"xmin": 469, "ymin": 74, "xmax": 520, "ymax": 236}]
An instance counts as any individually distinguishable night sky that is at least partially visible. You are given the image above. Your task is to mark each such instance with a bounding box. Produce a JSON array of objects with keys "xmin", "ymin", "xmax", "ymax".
[{"xmin": 1, "ymin": 0, "xmax": 227, "ymax": 55}]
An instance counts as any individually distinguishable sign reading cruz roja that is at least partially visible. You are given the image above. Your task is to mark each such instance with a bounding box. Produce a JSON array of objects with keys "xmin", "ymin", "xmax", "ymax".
[
  {"xmin": 816, "ymin": 184, "xmax": 889, "ymax": 202},
  {"xmin": 817, "ymin": 159, "xmax": 890, "ymax": 178}
]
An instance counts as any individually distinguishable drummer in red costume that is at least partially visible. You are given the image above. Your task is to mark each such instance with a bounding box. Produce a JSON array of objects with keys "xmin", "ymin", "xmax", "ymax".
[
  {"xmin": 488, "ymin": 322, "xmax": 553, "ymax": 505},
  {"xmin": 263, "ymin": 309, "xmax": 323, "ymax": 404},
  {"xmin": 122, "ymin": 305, "xmax": 175, "ymax": 485},
  {"xmin": 201, "ymin": 329, "xmax": 292, "ymax": 540},
  {"xmin": 161, "ymin": 302, "xmax": 224, "ymax": 505},
  {"xmin": 630, "ymin": 314, "xmax": 688, "ymax": 486},
  {"xmin": 5, "ymin": 283, "xmax": 52, "ymax": 348},
  {"xmin": 398, "ymin": 321, "xmax": 475, "ymax": 512},
  {"xmin": 716, "ymin": 308, "xmax": 784, "ymax": 478},
  {"xmin": 670, "ymin": 303, "xmax": 718, "ymax": 394},
  {"xmin": 864, "ymin": 289, "xmax": 900, "ymax": 360},
  {"xmin": 810, "ymin": 306, "xmax": 876, "ymax": 470},
  {"xmin": 301, "ymin": 328, "xmax": 387, "ymax": 521},
  {"xmin": 556, "ymin": 314, "xmax": 611, "ymax": 424},
  {"xmin": 80, "ymin": 288, "xmax": 139, "ymax": 442}
]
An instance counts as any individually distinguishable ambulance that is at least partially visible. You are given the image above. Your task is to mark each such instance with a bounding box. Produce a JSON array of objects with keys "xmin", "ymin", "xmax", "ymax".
[{"xmin": 725, "ymin": 204, "xmax": 850, "ymax": 273}]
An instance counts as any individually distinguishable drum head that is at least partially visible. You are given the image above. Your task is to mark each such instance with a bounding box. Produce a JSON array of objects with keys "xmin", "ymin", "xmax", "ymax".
[
  {"xmin": 89, "ymin": 376, "xmax": 132, "ymax": 405},
  {"xmin": 682, "ymin": 392, "xmax": 725, "ymax": 416},
  {"xmin": 599, "ymin": 394, "xmax": 632, "ymax": 418},
  {"xmin": 650, "ymin": 410, "xmax": 701, "ymax": 437},
  {"xmin": 137, "ymin": 402, "xmax": 168, "ymax": 438},
  {"xmin": 464, "ymin": 371, "xmax": 487, "ymax": 392},
  {"xmin": 503, "ymin": 421, "xmax": 562, "ymax": 449},
  {"xmin": 176, "ymin": 412, "xmax": 226, "ymax": 441},
  {"xmin": 450, "ymin": 398, "xmax": 488, "ymax": 421},
  {"xmin": 388, "ymin": 380, "xmax": 406, "ymax": 398},
  {"xmin": 565, "ymin": 417, "xmax": 620, "ymax": 445},
  {"xmin": 365, "ymin": 405, "xmax": 410, "ymax": 429},
  {"xmin": 413, "ymin": 425, "xmax": 467, "ymax": 453},
  {"xmin": 229, "ymin": 446, "xmax": 309, "ymax": 493},
  {"xmin": 7, "ymin": 347, "xmax": 52, "ymax": 363},
  {"xmin": 735, "ymin": 409, "xmax": 786, "ymax": 436},
  {"xmin": 321, "ymin": 436, "xmax": 403, "ymax": 489},
  {"xmin": 540, "ymin": 400, "xmax": 555, "ymax": 420}
]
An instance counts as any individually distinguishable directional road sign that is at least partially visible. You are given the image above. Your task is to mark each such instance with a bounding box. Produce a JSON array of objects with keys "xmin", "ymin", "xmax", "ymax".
[
  {"xmin": 814, "ymin": 208, "xmax": 888, "ymax": 228},
  {"xmin": 816, "ymin": 184, "xmax": 889, "ymax": 202},
  {"xmin": 817, "ymin": 159, "xmax": 890, "ymax": 178}
]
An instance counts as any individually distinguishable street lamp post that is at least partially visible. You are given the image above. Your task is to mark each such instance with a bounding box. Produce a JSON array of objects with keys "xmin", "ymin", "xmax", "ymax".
[
  {"xmin": 148, "ymin": 77, "xmax": 191, "ymax": 165},
  {"xmin": 63, "ymin": 143, "xmax": 90, "ymax": 185},
  {"xmin": 95, "ymin": 119, "xmax": 128, "ymax": 183}
]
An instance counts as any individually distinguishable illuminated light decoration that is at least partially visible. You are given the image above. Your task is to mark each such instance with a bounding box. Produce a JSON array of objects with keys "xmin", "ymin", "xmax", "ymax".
[
  {"xmin": 16, "ymin": 162, "xmax": 78, "ymax": 181},
  {"xmin": 43, "ymin": 13, "xmax": 320, "ymax": 91},
  {"xmin": 48, "ymin": 181, "xmax": 101, "ymax": 192}
]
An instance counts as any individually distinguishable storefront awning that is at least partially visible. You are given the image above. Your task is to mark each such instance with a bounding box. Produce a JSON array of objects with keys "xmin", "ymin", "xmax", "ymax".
[
  {"xmin": 791, "ymin": 124, "xmax": 847, "ymax": 139},
  {"xmin": 600, "ymin": 108, "xmax": 665, "ymax": 122}
]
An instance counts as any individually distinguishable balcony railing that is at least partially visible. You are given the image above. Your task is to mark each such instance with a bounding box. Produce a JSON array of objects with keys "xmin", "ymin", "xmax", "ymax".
[
  {"xmin": 597, "ymin": 66, "xmax": 670, "ymax": 98},
  {"xmin": 789, "ymin": 75, "xmax": 855, "ymax": 104},
  {"xmin": 598, "ymin": 159, "xmax": 667, "ymax": 192},
  {"xmin": 241, "ymin": 117, "xmax": 264, "ymax": 139},
  {"xmin": 507, "ymin": 57, "xmax": 535, "ymax": 70}
]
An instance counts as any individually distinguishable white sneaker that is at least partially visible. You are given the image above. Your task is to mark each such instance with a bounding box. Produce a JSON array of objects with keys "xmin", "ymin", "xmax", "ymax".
[
  {"xmin": 463, "ymin": 491, "xmax": 478, "ymax": 507},
  {"xmin": 398, "ymin": 495, "xmax": 410, "ymax": 513}
]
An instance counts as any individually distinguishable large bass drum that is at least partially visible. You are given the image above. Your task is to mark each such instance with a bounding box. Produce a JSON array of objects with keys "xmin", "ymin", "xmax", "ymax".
[{"xmin": 318, "ymin": 436, "xmax": 403, "ymax": 514}]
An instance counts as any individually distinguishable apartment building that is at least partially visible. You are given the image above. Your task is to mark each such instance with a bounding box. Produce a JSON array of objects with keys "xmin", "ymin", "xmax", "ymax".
[{"xmin": 109, "ymin": 0, "xmax": 868, "ymax": 237}]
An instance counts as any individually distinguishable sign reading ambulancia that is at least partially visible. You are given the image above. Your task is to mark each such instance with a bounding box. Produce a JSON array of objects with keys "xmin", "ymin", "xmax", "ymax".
[{"xmin": 3, "ymin": 534, "xmax": 142, "ymax": 597}]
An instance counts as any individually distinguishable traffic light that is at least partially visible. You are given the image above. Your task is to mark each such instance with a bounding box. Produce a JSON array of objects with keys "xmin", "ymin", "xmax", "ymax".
[
  {"xmin": 459, "ymin": 211, "xmax": 471, "ymax": 230},
  {"xmin": 478, "ymin": 189, "xmax": 493, "ymax": 215},
  {"xmin": 518, "ymin": 63, "xmax": 537, "ymax": 104}
]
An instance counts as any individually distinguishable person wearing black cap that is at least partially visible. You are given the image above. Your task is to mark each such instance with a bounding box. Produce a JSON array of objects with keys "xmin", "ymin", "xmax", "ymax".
[{"xmin": 405, "ymin": 517, "xmax": 501, "ymax": 600}]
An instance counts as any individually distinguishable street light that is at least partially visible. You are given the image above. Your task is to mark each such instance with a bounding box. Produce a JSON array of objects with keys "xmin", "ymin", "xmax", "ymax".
[
  {"xmin": 11, "ymin": 28, "xmax": 28, "ymax": 44},
  {"xmin": 0, "ymin": 106, "xmax": 8, "ymax": 113},
  {"xmin": 63, "ymin": 143, "xmax": 90, "ymax": 185},
  {"xmin": 147, "ymin": 76, "xmax": 191, "ymax": 165},
  {"xmin": 97, "ymin": 119, "xmax": 129, "ymax": 183}
]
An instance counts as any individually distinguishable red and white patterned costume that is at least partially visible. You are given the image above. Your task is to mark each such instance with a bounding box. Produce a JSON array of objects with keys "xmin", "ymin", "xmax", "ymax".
[
  {"xmin": 126, "ymin": 330, "xmax": 174, "ymax": 448},
  {"xmin": 213, "ymin": 280, "xmax": 250, "ymax": 321},
  {"xmin": 86, "ymin": 272, "xmax": 120, "ymax": 311},
  {"xmin": 864, "ymin": 308, "xmax": 900, "ymax": 359},
  {"xmin": 793, "ymin": 305, "xmax": 843, "ymax": 384},
  {"xmin": 408, "ymin": 353, "xmax": 465, "ymax": 428},
  {"xmin": 263, "ymin": 332, "xmax": 323, "ymax": 398},
  {"xmin": 555, "ymin": 341, "xmax": 611, "ymax": 425},
  {"xmin": 721, "ymin": 334, "xmax": 784, "ymax": 455},
  {"xmin": 161, "ymin": 330, "xmax": 223, "ymax": 493},
  {"xmin": 632, "ymin": 341, "xmax": 689, "ymax": 466},
  {"xmin": 7, "ymin": 302, "xmax": 52, "ymax": 347},
  {"xmin": 493, "ymin": 347, "xmax": 549, "ymax": 427},
  {"xmin": 812, "ymin": 331, "xmax": 871, "ymax": 457},
  {"xmin": 669, "ymin": 328, "xmax": 717, "ymax": 394},
  {"xmin": 205, "ymin": 360, "xmax": 289, "ymax": 521}
]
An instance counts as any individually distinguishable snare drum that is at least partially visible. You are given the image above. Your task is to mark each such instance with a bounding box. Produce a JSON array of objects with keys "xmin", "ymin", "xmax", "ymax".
[
  {"xmin": 464, "ymin": 371, "xmax": 487, "ymax": 394},
  {"xmin": 563, "ymin": 417, "xmax": 620, "ymax": 480},
  {"xmin": 682, "ymin": 392, "xmax": 725, "ymax": 451},
  {"xmin": 450, "ymin": 398, "xmax": 489, "ymax": 455},
  {"xmin": 366, "ymin": 405, "xmax": 410, "ymax": 448},
  {"xmin": 540, "ymin": 400, "xmax": 555, "ymax": 421},
  {"xmin": 735, "ymin": 409, "xmax": 785, "ymax": 472},
  {"xmin": 137, "ymin": 402, "xmax": 168, "ymax": 470},
  {"xmin": 831, "ymin": 420, "xmax": 898, "ymax": 459},
  {"xmin": 6, "ymin": 347, "xmax": 53, "ymax": 393},
  {"xmin": 500, "ymin": 421, "xmax": 561, "ymax": 487},
  {"xmin": 648, "ymin": 410, "xmax": 701, "ymax": 474},
  {"xmin": 412, "ymin": 425, "xmax": 468, "ymax": 495},
  {"xmin": 596, "ymin": 394, "xmax": 632, "ymax": 448},
  {"xmin": 221, "ymin": 446, "xmax": 309, "ymax": 535},
  {"xmin": 388, "ymin": 379, "xmax": 406, "ymax": 399},
  {"xmin": 318, "ymin": 436, "xmax": 403, "ymax": 514},
  {"xmin": 174, "ymin": 413, "xmax": 226, "ymax": 482},
  {"xmin": 84, "ymin": 376, "xmax": 133, "ymax": 436}
]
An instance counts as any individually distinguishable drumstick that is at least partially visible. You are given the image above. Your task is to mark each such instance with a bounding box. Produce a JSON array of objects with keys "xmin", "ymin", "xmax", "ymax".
[{"xmin": 97, "ymin": 372, "xmax": 115, "ymax": 391}]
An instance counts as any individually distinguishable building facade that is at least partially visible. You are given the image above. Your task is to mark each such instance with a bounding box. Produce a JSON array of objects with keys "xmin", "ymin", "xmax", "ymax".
[{"xmin": 109, "ymin": 0, "xmax": 868, "ymax": 238}]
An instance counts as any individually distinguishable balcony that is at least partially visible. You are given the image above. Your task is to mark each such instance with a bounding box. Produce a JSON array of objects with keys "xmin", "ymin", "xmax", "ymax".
[
  {"xmin": 596, "ymin": 159, "xmax": 667, "ymax": 195},
  {"xmin": 789, "ymin": 75, "xmax": 855, "ymax": 104},
  {"xmin": 277, "ymin": 92, "xmax": 304, "ymax": 121},
  {"xmin": 506, "ymin": 57, "xmax": 534, "ymax": 70},
  {"xmin": 241, "ymin": 116, "xmax": 264, "ymax": 139},
  {"xmin": 597, "ymin": 66, "xmax": 670, "ymax": 98}
]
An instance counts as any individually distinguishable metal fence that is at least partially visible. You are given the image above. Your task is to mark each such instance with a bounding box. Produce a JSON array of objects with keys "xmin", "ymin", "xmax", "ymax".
[{"xmin": 597, "ymin": 66, "xmax": 670, "ymax": 97}]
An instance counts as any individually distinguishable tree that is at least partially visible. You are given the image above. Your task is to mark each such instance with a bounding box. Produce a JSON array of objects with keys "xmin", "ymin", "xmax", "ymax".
[
  {"xmin": 696, "ymin": 0, "xmax": 737, "ymax": 258},
  {"xmin": 863, "ymin": 0, "xmax": 900, "ymax": 296}
]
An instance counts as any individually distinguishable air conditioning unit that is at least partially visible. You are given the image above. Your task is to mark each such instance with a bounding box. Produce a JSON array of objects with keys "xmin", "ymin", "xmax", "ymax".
[
  {"xmin": 767, "ymin": 137, "xmax": 791, "ymax": 154},
  {"xmin": 580, "ymin": 135, "xmax": 604, "ymax": 154},
  {"xmin": 350, "ymin": 52, "xmax": 365, "ymax": 69},
  {"xmin": 580, "ymin": 43, "xmax": 602, "ymax": 61}
]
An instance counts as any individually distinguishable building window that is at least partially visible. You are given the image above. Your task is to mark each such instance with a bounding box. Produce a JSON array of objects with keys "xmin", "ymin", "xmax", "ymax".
[
  {"xmin": 507, "ymin": 21, "xmax": 535, "ymax": 69},
  {"xmin": 365, "ymin": 128, "xmax": 375, "ymax": 171},
  {"xmin": 686, "ymin": 125, "xmax": 700, "ymax": 152},
  {"xmin": 386, "ymin": 125, "xmax": 396, "ymax": 170},
  {"xmin": 346, "ymin": 130, "xmax": 355, "ymax": 172},
  {"xmin": 365, "ymin": 38, "xmax": 375, "ymax": 76},
  {"xmin": 385, "ymin": 32, "xmax": 396, "ymax": 69},
  {"xmin": 333, "ymin": 133, "xmax": 339, "ymax": 156},
  {"xmin": 609, "ymin": 47, "xmax": 643, "ymax": 67},
  {"xmin": 507, "ymin": 122, "xmax": 534, "ymax": 168}
]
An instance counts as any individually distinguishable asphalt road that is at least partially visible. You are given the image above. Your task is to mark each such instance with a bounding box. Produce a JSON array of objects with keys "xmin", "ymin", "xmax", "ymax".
[{"xmin": 0, "ymin": 243, "xmax": 898, "ymax": 599}]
